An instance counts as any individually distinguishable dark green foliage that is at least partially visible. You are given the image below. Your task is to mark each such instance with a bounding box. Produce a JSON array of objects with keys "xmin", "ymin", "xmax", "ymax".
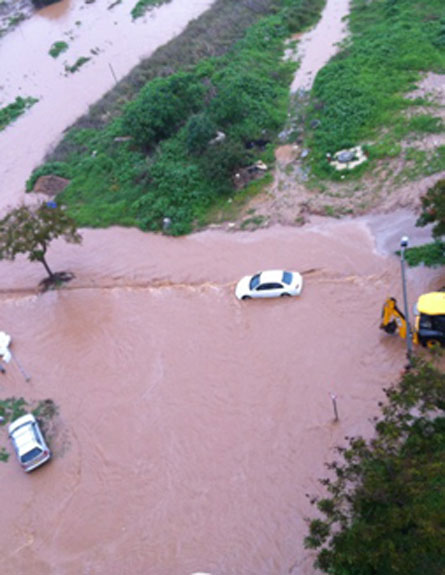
[
  {"xmin": 49, "ymin": 41, "xmax": 68, "ymax": 58},
  {"xmin": 417, "ymin": 178, "xmax": 445, "ymax": 239},
  {"xmin": 0, "ymin": 398, "xmax": 28, "ymax": 424},
  {"xmin": 28, "ymin": 0, "xmax": 325, "ymax": 233},
  {"xmin": 199, "ymin": 138, "xmax": 250, "ymax": 187},
  {"xmin": 0, "ymin": 97, "xmax": 38, "ymax": 132},
  {"xmin": 432, "ymin": 17, "xmax": 445, "ymax": 48},
  {"xmin": 408, "ymin": 178, "xmax": 445, "ymax": 267},
  {"xmin": 305, "ymin": 358, "xmax": 445, "ymax": 575},
  {"xmin": 405, "ymin": 241, "xmax": 445, "ymax": 267},
  {"xmin": 306, "ymin": 0, "xmax": 445, "ymax": 177},
  {"xmin": 121, "ymin": 72, "xmax": 206, "ymax": 149},
  {"xmin": 0, "ymin": 202, "xmax": 82, "ymax": 278},
  {"xmin": 131, "ymin": 0, "xmax": 171, "ymax": 20}
]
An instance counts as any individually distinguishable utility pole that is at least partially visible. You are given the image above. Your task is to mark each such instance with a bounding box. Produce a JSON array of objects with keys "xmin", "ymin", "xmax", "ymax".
[{"xmin": 400, "ymin": 236, "xmax": 413, "ymax": 364}]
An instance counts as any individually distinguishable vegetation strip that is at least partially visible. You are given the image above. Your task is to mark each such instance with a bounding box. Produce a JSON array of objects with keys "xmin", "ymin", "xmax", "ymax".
[
  {"xmin": 304, "ymin": 0, "xmax": 445, "ymax": 180},
  {"xmin": 306, "ymin": 358, "xmax": 445, "ymax": 575},
  {"xmin": 0, "ymin": 97, "xmax": 38, "ymax": 132},
  {"xmin": 28, "ymin": 0, "xmax": 325, "ymax": 235},
  {"xmin": 49, "ymin": 40, "xmax": 68, "ymax": 58}
]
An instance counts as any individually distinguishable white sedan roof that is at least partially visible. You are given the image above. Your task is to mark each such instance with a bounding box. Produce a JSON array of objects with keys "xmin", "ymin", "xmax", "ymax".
[{"xmin": 259, "ymin": 270, "xmax": 286, "ymax": 283}]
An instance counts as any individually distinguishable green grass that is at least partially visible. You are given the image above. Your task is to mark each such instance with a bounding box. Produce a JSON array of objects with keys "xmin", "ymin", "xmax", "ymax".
[
  {"xmin": 405, "ymin": 241, "xmax": 445, "ymax": 267},
  {"xmin": 131, "ymin": 0, "xmax": 171, "ymax": 20},
  {"xmin": 0, "ymin": 96, "xmax": 38, "ymax": 131},
  {"xmin": 49, "ymin": 40, "xmax": 68, "ymax": 58},
  {"xmin": 64, "ymin": 56, "xmax": 90, "ymax": 74},
  {"xmin": 29, "ymin": 0, "xmax": 326, "ymax": 235},
  {"xmin": 304, "ymin": 0, "xmax": 445, "ymax": 179},
  {"xmin": 395, "ymin": 145, "xmax": 445, "ymax": 182}
]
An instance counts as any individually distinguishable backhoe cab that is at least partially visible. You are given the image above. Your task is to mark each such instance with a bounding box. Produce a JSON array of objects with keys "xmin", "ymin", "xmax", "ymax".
[{"xmin": 380, "ymin": 292, "xmax": 445, "ymax": 348}]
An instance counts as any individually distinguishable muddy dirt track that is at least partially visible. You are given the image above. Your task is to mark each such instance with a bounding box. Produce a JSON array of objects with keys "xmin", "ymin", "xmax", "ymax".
[{"xmin": 0, "ymin": 1, "xmax": 444, "ymax": 574}]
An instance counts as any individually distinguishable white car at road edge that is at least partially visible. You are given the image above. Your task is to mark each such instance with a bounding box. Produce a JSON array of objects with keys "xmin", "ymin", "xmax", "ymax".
[{"xmin": 235, "ymin": 270, "xmax": 303, "ymax": 300}]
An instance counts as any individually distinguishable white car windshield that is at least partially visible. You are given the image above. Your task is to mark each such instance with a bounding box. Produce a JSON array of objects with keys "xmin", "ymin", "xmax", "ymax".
[
  {"xmin": 282, "ymin": 271, "xmax": 293, "ymax": 285},
  {"xmin": 249, "ymin": 274, "xmax": 261, "ymax": 290}
]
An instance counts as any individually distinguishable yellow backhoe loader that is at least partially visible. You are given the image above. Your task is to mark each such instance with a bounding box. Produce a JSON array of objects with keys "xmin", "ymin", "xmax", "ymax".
[{"xmin": 380, "ymin": 292, "xmax": 445, "ymax": 348}]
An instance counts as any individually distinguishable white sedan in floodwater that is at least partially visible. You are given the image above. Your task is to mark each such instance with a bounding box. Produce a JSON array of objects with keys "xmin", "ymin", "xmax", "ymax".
[{"xmin": 235, "ymin": 270, "xmax": 303, "ymax": 300}]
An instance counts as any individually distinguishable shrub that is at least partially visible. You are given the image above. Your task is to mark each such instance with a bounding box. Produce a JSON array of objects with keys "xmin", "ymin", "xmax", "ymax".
[
  {"xmin": 49, "ymin": 41, "xmax": 68, "ymax": 58},
  {"xmin": 121, "ymin": 72, "xmax": 206, "ymax": 149},
  {"xmin": 185, "ymin": 113, "xmax": 217, "ymax": 155}
]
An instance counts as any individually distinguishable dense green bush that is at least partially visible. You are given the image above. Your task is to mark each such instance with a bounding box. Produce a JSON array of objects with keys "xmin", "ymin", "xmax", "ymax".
[
  {"xmin": 417, "ymin": 178, "xmax": 445, "ymax": 239},
  {"xmin": 306, "ymin": 358, "xmax": 445, "ymax": 575},
  {"xmin": 405, "ymin": 178, "xmax": 445, "ymax": 268},
  {"xmin": 185, "ymin": 113, "xmax": 218, "ymax": 155},
  {"xmin": 405, "ymin": 241, "xmax": 445, "ymax": 268},
  {"xmin": 121, "ymin": 72, "xmax": 206, "ymax": 149}
]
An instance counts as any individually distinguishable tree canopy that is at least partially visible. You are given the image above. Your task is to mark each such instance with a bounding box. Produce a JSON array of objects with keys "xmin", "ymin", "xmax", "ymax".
[
  {"xmin": 417, "ymin": 178, "xmax": 445, "ymax": 239},
  {"xmin": 405, "ymin": 178, "xmax": 445, "ymax": 267},
  {"xmin": 0, "ymin": 202, "xmax": 81, "ymax": 279},
  {"xmin": 305, "ymin": 358, "xmax": 445, "ymax": 575}
]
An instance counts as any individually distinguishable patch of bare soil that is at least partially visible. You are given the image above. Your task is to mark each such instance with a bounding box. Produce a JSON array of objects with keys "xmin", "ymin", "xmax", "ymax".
[{"xmin": 232, "ymin": 72, "xmax": 445, "ymax": 231}]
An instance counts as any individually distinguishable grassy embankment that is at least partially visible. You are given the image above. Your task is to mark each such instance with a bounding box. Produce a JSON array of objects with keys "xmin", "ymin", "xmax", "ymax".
[
  {"xmin": 28, "ymin": 0, "xmax": 325, "ymax": 235},
  {"xmin": 302, "ymin": 0, "xmax": 445, "ymax": 182},
  {"xmin": 0, "ymin": 97, "xmax": 38, "ymax": 132}
]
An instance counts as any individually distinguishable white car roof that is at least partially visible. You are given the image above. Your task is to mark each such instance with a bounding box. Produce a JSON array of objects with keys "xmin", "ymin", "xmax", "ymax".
[
  {"xmin": 8, "ymin": 413, "xmax": 36, "ymax": 434},
  {"xmin": 259, "ymin": 270, "xmax": 286, "ymax": 283}
]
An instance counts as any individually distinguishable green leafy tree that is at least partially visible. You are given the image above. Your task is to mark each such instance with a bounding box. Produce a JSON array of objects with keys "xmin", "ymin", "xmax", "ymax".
[
  {"xmin": 305, "ymin": 358, "xmax": 445, "ymax": 575},
  {"xmin": 405, "ymin": 179, "xmax": 445, "ymax": 267},
  {"xmin": 0, "ymin": 202, "xmax": 82, "ymax": 280},
  {"xmin": 417, "ymin": 178, "xmax": 445, "ymax": 239},
  {"xmin": 185, "ymin": 113, "xmax": 217, "ymax": 155},
  {"xmin": 121, "ymin": 72, "xmax": 206, "ymax": 149}
]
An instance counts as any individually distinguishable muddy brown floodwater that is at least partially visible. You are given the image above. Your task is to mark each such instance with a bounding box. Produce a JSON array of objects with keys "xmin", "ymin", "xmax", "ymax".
[
  {"xmin": 0, "ymin": 218, "xmax": 443, "ymax": 575},
  {"xmin": 1, "ymin": 1, "xmax": 444, "ymax": 574}
]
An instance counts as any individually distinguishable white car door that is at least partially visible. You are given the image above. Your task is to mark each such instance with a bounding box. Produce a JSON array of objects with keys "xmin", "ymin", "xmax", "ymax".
[{"xmin": 255, "ymin": 282, "xmax": 284, "ymax": 298}]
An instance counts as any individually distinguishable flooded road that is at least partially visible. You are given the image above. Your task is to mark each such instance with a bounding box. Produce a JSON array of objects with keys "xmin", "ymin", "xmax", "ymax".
[
  {"xmin": 0, "ymin": 0, "xmax": 215, "ymax": 211},
  {"xmin": 0, "ymin": 219, "xmax": 443, "ymax": 575},
  {"xmin": 1, "ymin": 0, "xmax": 443, "ymax": 573},
  {"xmin": 290, "ymin": 0, "xmax": 350, "ymax": 92}
]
